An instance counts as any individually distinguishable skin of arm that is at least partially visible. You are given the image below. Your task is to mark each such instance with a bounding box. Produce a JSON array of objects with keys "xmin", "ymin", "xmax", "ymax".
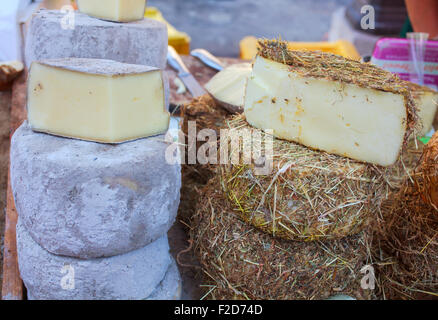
[{"xmin": 405, "ymin": 0, "xmax": 438, "ymax": 39}]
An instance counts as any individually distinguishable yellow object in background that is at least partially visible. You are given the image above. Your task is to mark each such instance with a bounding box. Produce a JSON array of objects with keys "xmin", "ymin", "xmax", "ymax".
[
  {"xmin": 145, "ymin": 7, "xmax": 191, "ymax": 54},
  {"xmin": 240, "ymin": 36, "xmax": 361, "ymax": 61}
]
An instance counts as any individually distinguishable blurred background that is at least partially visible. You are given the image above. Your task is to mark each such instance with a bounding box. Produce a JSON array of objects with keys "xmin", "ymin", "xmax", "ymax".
[
  {"xmin": 147, "ymin": 0, "xmax": 352, "ymax": 57},
  {"xmin": 3, "ymin": 0, "xmax": 437, "ymax": 60}
]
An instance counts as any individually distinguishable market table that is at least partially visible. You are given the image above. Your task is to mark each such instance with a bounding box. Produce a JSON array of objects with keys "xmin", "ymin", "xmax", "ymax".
[{"xmin": 1, "ymin": 55, "xmax": 243, "ymax": 300}]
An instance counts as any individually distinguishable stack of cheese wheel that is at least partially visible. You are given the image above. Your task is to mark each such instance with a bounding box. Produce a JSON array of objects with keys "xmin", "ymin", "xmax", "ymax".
[
  {"xmin": 186, "ymin": 39, "xmax": 436, "ymax": 299},
  {"xmin": 12, "ymin": 1, "xmax": 182, "ymax": 300},
  {"xmin": 219, "ymin": 39, "xmax": 429, "ymax": 241}
]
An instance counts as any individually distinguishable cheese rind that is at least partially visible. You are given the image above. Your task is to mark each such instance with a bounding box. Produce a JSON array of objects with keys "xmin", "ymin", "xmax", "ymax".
[
  {"xmin": 28, "ymin": 58, "xmax": 169, "ymax": 143},
  {"xmin": 25, "ymin": 10, "xmax": 168, "ymax": 69},
  {"xmin": 244, "ymin": 56, "xmax": 408, "ymax": 166},
  {"xmin": 17, "ymin": 222, "xmax": 172, "ymax": 300},
  {"xmin": 77, "ymin": 0, "xmax": 146, "ymax": 22},
  {"xmin": 11, "ymin": 121, "xmax": 181, "ymax": 259},
  {"xmin": 146, "ymin": 259, "xmax": 182, "ymax": 300},
  {"xmin": 27, "ymin": 258, "xmax": 182, "ymax": 300}
]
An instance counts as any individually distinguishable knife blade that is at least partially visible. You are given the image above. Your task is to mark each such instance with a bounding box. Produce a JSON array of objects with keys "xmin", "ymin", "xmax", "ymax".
[
  {"xmin": 167, "ymin": 45, "xmax": 207, "ymax": 98},
  {"xmin": 190, "ymin": 48, "xmax": 225, "ymax": 71}
]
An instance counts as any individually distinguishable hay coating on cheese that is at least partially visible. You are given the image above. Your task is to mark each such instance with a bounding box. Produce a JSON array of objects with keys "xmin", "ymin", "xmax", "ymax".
[
  {"xmin": 220, "ymin": 116, "xmax": 421, "ymax": 241},
  {"xmin": 191, "ymin": 177, "xmax": 375, "ymax": 300},
  {"xmin": 374, "ymin": 194, "xmax": 438, "ymax": 299},
  {"xmin": 412, "ymin": 131, "xmax": 438, "ymax": 211},
  {"xmin": 372, "ymin": 132, "xmax": 438, "ymax": 299},
  {"xmin": 257, "ymin": 39, "xmax": 418, "ymax": 141},
  {"xmin": 373, "ymin": 150, "xmax": 438, "ymax": 300}
]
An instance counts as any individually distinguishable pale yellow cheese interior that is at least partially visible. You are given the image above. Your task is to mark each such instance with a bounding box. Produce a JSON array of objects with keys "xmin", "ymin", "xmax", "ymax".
[
  {"xmin": 205, "ymin": 63, "xmax": 252, "ymax": 111},
  {"xmin": 28, "ymin": 62, "xmax": 169, "ymax": 143},
  {"xmin": 244, "ymin": 56, "xmax": 407, "ymax": 166},
  {"xmin": 77, "ymin": 0, "xmax": 146, "ymax": 22}
]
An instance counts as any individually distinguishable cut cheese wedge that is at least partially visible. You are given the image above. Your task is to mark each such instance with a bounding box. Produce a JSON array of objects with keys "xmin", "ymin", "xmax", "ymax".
[
  {"xmin": 77, "ymin": 0, "xmax": 146, "ymax": 22},
  {"xmin": 244, "ymin": 40, "xmax": 415, "ymax": 166},
  {"xmin": 205, "ymin": 63, "xmax": 252, "ymax": 113},
  {"xmin": 28, "ymin": 58, "xmax": 169, "ymax": 143}
]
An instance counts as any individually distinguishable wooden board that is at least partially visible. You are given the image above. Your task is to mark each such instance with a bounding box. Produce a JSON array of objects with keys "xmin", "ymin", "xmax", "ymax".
[
  {"xmin": 1, "ymin": 56, "xmax": 243, "ymax": 300},
  {"xmin": 1, "ymin": 71, "xmax": 27, "ymax": 300}
]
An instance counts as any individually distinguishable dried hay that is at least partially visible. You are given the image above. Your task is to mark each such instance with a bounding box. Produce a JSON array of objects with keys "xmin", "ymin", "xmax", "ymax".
[
  {"xmin": 374, "ymin": 194, "xmax": 438, "ymax": 299},
  {"xmin": 178, "ymin": 93, "xmax": 431, "ymax": 300},
  {"xmin": 178, "ymin": 95, "xmax": 231, "ymax": 223},
  {"xmin": 220, "ymin": 115, "xmax": 423, "ymax": 241},
  {"xmin": 412, "ymin": 132, "xmax": 438, "ymax": 211},
  {"xmin": 373, "ymin": 133, "xmax": 438, "ymax": 299},
  {"xmin": 180, "ymin": 94, "xmax": 230, "ymax": 144},
  {"xmin": 190, "ymin": 175, "xmax": 377, "ymax": 300}
]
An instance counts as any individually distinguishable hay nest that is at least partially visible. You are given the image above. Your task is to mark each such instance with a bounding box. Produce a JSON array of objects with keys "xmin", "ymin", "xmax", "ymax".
[
  {"xmin": 191, "ymin": 175, "xmax": 377, "ymax": 300},
  {"xmin": 220, "ymin": 115, "xmax": 422, "ymax": 241},
  {"xmin": 373, "ymin": 133, "xmax": 438, "ymax": 299}
]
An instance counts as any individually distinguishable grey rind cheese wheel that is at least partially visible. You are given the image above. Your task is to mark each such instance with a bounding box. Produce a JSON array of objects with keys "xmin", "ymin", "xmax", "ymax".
[
  {"xmin": 11, "ymin": 121, "xmax": 181, "ymax": 259},
  {"xmin": 17, "ymin": 221, "xmax": 172, "ymax": 300},
  {"xmin": 25, "ymin": 10, "xmax": 168, "ymax": 69},
  {"xmin": 146, "ymin": 258, "xmax": 182, "ymax": 300},
  {"xmin": 25, "ymin": 9, "xmax": 170, "ymax": 109}
]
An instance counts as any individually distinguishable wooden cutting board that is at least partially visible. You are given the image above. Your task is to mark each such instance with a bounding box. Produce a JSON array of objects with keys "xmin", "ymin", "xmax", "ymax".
[{"xmin": 1, "ymin": 71, "xmax": 26, "ymax": 300}]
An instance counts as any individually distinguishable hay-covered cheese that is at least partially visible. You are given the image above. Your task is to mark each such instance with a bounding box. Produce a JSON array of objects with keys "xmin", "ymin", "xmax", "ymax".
[
  {"xmin": 192, "ymin": 178, "xmax": 374, "ymax": 300},
  {"xmin": 77, "ymin": 0, "xmax": 146, "ymax": 22},
  {"xmin": 244, "ymin": 40, "xmax": 416, "ymax": 167},
  {"xmin": 221, "ymin": 116, "xmax": 420, "ymax": 241},
  {"xmin": 28, "ymin": 58, "xmax": 169, "ymax": 143},
  {"xmin": 375, "ymin": 143, "xmax": 438, "ymax": 299},
  {"xmin": 413, "ymin": 131, "xmax": 438, "ymax": 210}
]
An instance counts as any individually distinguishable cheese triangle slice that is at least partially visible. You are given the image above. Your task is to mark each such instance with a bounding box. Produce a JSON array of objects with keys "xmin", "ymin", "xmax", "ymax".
[
  {"xmin": 28, "ymin": 58, "xmax": 169, "ymax": 143},
  {"xmin": 244, "ymin": 40, "xmax": 416, "ymax": 166}
]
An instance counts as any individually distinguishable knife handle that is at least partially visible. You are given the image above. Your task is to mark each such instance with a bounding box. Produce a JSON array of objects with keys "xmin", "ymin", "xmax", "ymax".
[
  {"xmin": 190, "ymin": 48, "xmax": 224, "ymax": 71},
  {"xmin": 167, "ymin": 45, "xmax": 190, "ymax": 75}
]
